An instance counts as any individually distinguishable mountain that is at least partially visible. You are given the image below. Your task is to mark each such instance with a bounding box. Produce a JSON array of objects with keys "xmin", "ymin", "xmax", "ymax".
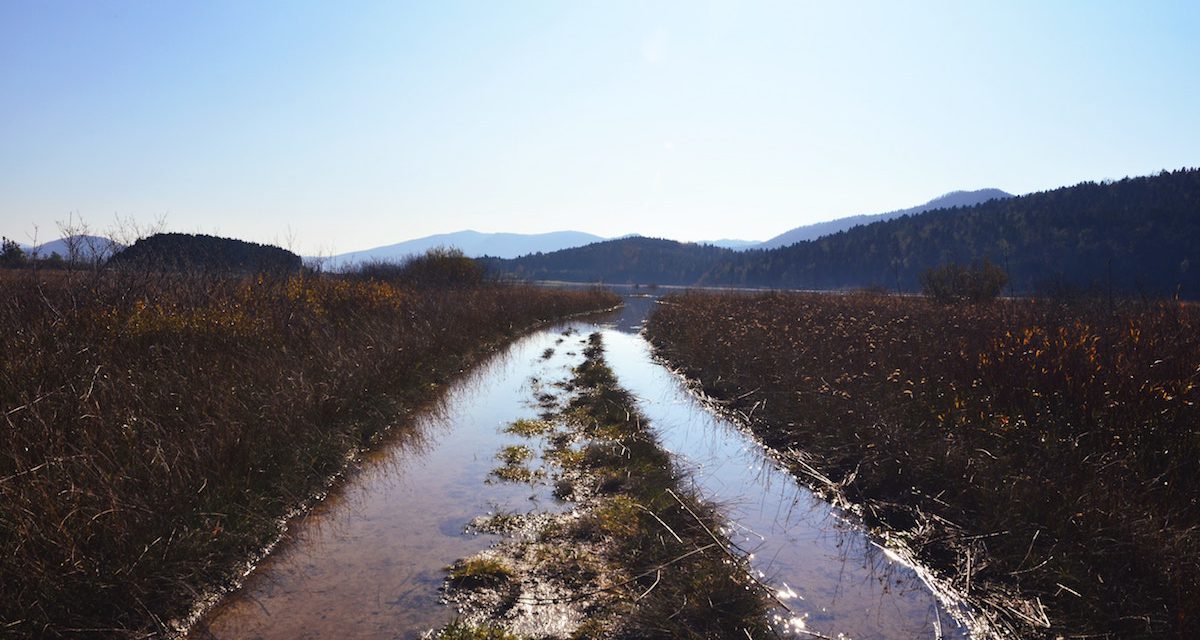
[
  {"xmin": 324, "ymin": 230, "xmax": 606, "ymax": 269},
  {"xmin": 758, "ymin": 188, "xmax": 1013, "ymax": 249},
  {"xmin": 725, "ymin": 171, "xmax": 1198, "ymax": 295},
  {"xmin": 478, "ymin": 236, "xmax": 731, "ymax": 285},
  {"xmin": 110, "ymin": 233, "xmax": 302, "ymax": 273},
  {"xmin": 699, "ymin": 239, "xmax": 760, "ymax": 250},
  {"xmin": 484, "ymin": 169, "xmax": 1200, "ymax": 298},
  {"xmin": 22, "ymin": 235, "xmax": 122, "ymax": 261}
]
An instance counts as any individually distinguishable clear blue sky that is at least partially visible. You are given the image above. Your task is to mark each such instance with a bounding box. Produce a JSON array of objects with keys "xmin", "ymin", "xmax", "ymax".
[{"xmin": 2, "ymin": 1, "xmax": 1198, "ymax": 254}]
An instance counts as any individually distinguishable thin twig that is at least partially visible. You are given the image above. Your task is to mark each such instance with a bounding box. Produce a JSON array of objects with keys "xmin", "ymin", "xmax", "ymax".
[{"xmin": 664, "ymin": 488, "xmax": 793, "ymax": 613}]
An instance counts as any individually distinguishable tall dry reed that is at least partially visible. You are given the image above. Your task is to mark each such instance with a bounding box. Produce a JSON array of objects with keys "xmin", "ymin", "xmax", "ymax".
[
  {"xmin": 0, "ymin": 266, "xmax": 616, "ymax": 638},
  {"xmin": 647, "ymin": 291, "xmax": 1199, "ymax": 638}
]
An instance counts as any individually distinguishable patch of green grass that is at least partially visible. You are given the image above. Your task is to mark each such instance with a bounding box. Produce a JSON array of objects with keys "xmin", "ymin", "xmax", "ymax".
[
  {"xmin": 544, "ymin": 445, "xmax": 585, "ymax": 468},
  {"xmin": 504, "ymin": 418, "xmax": 555, "ymax": 437},
  {"xmin": 471, "ymin": 511, "xmax": 521, "ymax": 533},
  {"xmin": 433, "ymin": 621, "xmax": 523, "ymax": 640},
  {"xmin": 489, "ymin": 464, "xmax": 543, "ymax": 483},
  {"xmin": 447, "ymin": 557, "xmax": 515, "ymax": 588},
  {"xmin": 496, "ymin": 444, "xmax": 534, "ymax": 465}
]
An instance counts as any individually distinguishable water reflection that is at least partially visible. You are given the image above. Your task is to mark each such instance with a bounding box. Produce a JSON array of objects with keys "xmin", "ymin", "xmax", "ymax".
[
  {"xmin": 192, "ymin": 294, "xmax": 980, "ymax": 639},
  {"xmin": 599, "ymin": 326, "xmax": 970, "ymax": 639},
  {"xmin": 191, "ymin": 328, "xmax": 589, "ymax": 639}
]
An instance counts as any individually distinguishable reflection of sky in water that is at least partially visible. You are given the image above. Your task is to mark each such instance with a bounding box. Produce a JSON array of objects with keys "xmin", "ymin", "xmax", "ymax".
[
  {"xmin": 194, "ymin": 328, "xmax": 590, "ymax": 639},
  {"xmin": 195, "ymin": 293, "xmax": 976, "ymax": 639},
  {"xmin": 599, "ymin": 325, "xmax": 970, "ymax": 639}
]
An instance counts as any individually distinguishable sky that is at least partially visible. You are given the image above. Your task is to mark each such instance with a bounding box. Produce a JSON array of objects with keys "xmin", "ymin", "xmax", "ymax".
[{"xmin": 2, "ymin": 1, "xmax": 1198, "ymax": 255}]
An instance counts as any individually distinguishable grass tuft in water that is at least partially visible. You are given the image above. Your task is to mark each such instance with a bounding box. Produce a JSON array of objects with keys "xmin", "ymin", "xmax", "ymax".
[
  {"xmin": 432, "ymin": 621, "xmax": 523, "ymax": 640},
  {"xmin": 447, "ymin": 557, "xmax": 515, "ymax": 588},
  {"xmin": 504, "ymin": 418, "xmax": 555, "ymax": 437},
  {"xmin": 496, "ymin": 445, "xmax": 534, "ymax": 465}
]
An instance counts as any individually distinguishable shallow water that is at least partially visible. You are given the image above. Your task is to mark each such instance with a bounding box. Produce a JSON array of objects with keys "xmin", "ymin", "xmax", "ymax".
[
  {"xmin": 192, "ymin": 330, "xmax": 581, "ymax": 639},
  {"xmin": 193, "ymin": 295, "xmax": 977, "ymax": 639}
]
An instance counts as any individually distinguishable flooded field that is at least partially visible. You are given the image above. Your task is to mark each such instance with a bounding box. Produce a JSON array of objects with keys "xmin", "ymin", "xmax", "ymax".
[{"xmin": 192, "ymin": 295, "xmax": 980, "ymax": 639}]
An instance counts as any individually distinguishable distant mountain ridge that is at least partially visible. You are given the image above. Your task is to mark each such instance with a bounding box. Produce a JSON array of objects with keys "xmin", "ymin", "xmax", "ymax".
[
  {"xmin": 758, "ymin": 188, "xmax": 1013, "ymax": 249},
  {"xmin": 324, "ymin": 230, "xmax": 607, "ymax": 269},
  {"xmin": 484, "ymin": 169, "xmax": 1200, "ymax": 298},
  {"xmin": 20, "ymin": 235, "xmax": 122, "ymax": 260},
  {"xmin": 324, "ymin": 230, "xmax": 762, "ymax": 268}
]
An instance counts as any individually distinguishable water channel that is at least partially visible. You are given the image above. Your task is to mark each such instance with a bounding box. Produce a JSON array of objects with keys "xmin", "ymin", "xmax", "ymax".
[{"xmin": 191, "ymin": 294, "xmax": 978, "ymax": 639}]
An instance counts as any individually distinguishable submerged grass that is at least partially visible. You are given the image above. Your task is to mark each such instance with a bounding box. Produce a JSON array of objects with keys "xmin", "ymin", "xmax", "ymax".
[
  {"xmin": 504, "ymin": 419, "xmax": 555, "ymax": 437},
  {"xmin": 497, "ymin": 445, "xmax": 535, "ymax": 466},
  {"xmin": 432, "ymin": 621, "xmax": 523, "ymax": 640},
  {"xmin": 442, "ymin": 332, "xmax": 775, "ymax": 639},
  {"xmin": 646, "ymin": 290, "xmax": 1200, "ymax": 638},
  {"xmin": 448, "ymin": 557, "xmax": 516, "ymax": 588},
  {"xmin": 0, "ymin": 266, "xmax": 617, "ymax": 638}
]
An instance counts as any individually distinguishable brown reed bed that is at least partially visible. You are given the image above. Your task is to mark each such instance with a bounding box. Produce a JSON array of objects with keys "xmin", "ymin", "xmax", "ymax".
[
  {"xmin": 646, "ymin": 291, "xmax": 1199, "ymax": 639},
  {"xmin": 0, "ymin": 265, "xmax": 617, "ymax": 638}
]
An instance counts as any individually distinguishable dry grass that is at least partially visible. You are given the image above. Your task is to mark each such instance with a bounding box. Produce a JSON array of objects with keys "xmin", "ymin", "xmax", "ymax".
[
  {"xmin": 646, "ymin": 291, "xmax": 1200, "ymax": 638},
  {"xmin": 0, "ymin": 265, "xmax": 616, "ymax": 638}
]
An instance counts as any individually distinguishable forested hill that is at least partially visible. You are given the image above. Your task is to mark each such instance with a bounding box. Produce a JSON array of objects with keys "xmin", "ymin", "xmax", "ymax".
[
  {"xmin": 477, "ymin": 236, "xmax": 729, "ymax": 285},
  {"xmin": 110, "ymin": 233, "xmax": 303, "ymax": 273},
  {"xmin": 715, "ymin": 168, "xmax": 1200, "ymax": 295},
  {"xmin": 757, "ymin": 187, "xmax": 1013, "ymax": 249},
  {"xmin": 484, "ymin": 168, "xmax": 1200, "ymax": 297}
]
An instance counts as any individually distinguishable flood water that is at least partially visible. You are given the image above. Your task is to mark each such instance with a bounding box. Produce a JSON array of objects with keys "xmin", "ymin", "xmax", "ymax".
[{"xmin": 191, "ymin": 293, "xmax": 980, "ymax": 640}]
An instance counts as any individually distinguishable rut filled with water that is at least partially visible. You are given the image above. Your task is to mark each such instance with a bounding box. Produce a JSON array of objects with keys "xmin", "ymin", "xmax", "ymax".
[{"xmin": 192, "ymin": 295, "xmax": 980, "ymax": 639}]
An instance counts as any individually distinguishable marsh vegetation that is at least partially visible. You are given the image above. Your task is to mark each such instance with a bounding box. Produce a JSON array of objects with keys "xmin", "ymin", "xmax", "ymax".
[
  {"xmin": 646, "ymin": 290, "xmax": 1200, "ymax": 638},
  {"xmin": 0, "ymin": 261, "xmax": 616, "ymax": 638}
]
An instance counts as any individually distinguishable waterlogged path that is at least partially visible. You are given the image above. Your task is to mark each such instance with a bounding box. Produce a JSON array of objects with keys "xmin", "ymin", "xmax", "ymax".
[{"xmin": 193, "ymin": 296, "xmax": 976, "ymax": 639}]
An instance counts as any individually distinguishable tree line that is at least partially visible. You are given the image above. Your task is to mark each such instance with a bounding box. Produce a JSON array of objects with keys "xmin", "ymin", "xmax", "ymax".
[{"xmin": 485, "ymin": 168, "xmax": 1200, "ymax": 298}]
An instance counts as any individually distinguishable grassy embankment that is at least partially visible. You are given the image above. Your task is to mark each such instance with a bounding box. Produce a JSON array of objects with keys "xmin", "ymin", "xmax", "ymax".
[
  {"xmin": 0, "ymin": 265, "xmax": 617, "ymax": 638},
  {"xmin": 438, "ymin": 332, "xmax": 775, "ymax": 639},
  {"xmin": 647, "ymin": 291, "xmax": 1198, "ymax": 639}
]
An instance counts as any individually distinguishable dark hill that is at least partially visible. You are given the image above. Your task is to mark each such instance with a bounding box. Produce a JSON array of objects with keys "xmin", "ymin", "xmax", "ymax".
[
  {"xmin": 758, "ymin": 188, "xmax": 1013, "ymax": 249},
  {"xmin": 478, "ymin": 236, "xmax": 730, "ymax": 285},
  {"xmin": 715, "ymin": 169, "xmax": 1200, "ymax": 296},
  {"xmin": 110, "ymin": 233, "xmax": 302, "ymax": 273},
  {"xmin": 487, "ymin": 168, "xmax": 1200, "ymax": 298}
]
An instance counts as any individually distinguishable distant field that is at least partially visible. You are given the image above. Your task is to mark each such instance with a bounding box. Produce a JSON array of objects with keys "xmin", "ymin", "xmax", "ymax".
[
  {"xmin": 0, "ymin": 265, "xmax": 616, "ymax": 638},
  {"xmin": 647, "ymin": 291, "xmax": 1199, "ymax": 638}
]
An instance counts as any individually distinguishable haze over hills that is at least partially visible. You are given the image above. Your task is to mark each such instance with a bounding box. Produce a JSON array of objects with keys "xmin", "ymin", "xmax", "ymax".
[
  {"xmin": 12, "ymin": 188, "xmax": 1003, "ymax": 268},
  {"xmin": 324, "ymin": 188, "xmax": 1010, "ymax": 264},
  {"xmin": 322, "ymin": 230, "xmax": 607, "ymax": 269},
  {"xmin": 321, "ymin": 230, "xmax": 767, "ymax": 268},
  {"xmin": 701, "ymin": 239, "xmax": 761, "ymax": 250},
  {"xmin": 17, "ymin": 172, "xmax": 1195, "ymax": 298},
  {"xmin": 757, "ymin": 188, "xmax": 1014, "ymax": 249},
  {"xmin": 17, "ymin": 235, "xmax": 123, "ymax": 261},
  {"xmin": 482, "ymin": 169, "xmax": 1200, "ymax": 298}
]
